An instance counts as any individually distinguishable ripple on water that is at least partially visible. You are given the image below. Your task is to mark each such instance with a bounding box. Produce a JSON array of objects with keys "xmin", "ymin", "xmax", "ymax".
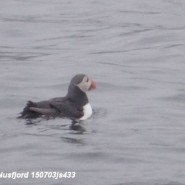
[
  {"xmin": 159, "ymin": 93, "xmax": 185, "ymax": 103},
  {"xmin": 112, "ymin": 181, "xmax": 184, "ymax": 185},
  {"xmin": 93, "ymin": 106, "xmax": 107, "ymax": 120}
]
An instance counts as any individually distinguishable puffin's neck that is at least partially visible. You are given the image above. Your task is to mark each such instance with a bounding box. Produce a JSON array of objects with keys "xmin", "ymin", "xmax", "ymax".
[{"xmin": 67, "ymin": 84, "xmax": 88, "ymax": 107}]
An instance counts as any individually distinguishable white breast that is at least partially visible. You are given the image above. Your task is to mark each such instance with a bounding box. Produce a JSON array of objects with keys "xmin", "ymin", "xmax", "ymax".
[{"xmin": 79, "ymin": 103, "xmax": 93, "ymax": 120}]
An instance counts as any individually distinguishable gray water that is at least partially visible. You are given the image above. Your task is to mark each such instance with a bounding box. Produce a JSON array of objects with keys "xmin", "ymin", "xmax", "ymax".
[{"xmin": 1, "ymin": 0, "xmax": 185, "ymax": 184}]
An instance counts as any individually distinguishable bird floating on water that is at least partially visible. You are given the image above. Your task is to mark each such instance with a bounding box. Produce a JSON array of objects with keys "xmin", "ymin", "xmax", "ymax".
[{"xmin": 19, "ymin": 74, "xmax": 96, "ymax": 122}]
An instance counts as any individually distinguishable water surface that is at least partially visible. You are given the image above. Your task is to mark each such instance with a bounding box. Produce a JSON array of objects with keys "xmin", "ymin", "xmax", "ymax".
[{"xmin": 0, "ymin": 0, "xmax": 185, "ymax": 184}]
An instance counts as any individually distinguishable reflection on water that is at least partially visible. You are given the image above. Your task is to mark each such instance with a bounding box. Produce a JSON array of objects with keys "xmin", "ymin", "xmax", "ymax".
[
  {"xmin": 61, "ymin": 136, "xmax": 86, "ymax": 145},
  {"xmin": 1, "ymin": 0, "xmax": 185, "ymax": 184},
  {"xmin": 69, "ymin": 123, "xmax": 86, "ymax": 133}
]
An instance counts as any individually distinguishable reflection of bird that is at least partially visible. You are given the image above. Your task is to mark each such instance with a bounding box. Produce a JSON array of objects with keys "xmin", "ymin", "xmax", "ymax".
[{"xmin": 18, "ymin": 74, "xmax": 96, "ymax": 121}]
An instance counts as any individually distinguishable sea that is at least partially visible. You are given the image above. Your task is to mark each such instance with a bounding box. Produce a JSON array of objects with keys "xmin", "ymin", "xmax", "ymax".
[{"xmin": 0, "ymin": 0, "xmax": 185, "ymax": 184}]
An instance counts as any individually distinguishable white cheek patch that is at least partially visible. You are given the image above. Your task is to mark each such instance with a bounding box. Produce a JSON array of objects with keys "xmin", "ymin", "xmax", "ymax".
[
  {"xmin": 79, "ymin": 103, "xmax": 93, "ymax": 120},
  {"xmin": 77, "ymin": 80, "xmax": 91, "ymax": 92}
]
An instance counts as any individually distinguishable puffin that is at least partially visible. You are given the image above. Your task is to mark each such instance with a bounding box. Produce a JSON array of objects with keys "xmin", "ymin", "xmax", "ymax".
[{"xmin": 19, "ymin": 74, "xmax": 96, "ymax": 121}]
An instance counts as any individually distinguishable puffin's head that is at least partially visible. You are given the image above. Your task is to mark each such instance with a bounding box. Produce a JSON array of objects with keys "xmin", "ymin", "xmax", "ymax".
[{"xmin": 70, "ymin": 74, "xmax": 96, "ymax": 93}]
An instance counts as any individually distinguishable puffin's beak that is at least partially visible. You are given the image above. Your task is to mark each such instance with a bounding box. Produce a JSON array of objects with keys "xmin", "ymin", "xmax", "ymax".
[{"xmin": 89, "ymin": 80, "xmax": 96, "ymax": 90}]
